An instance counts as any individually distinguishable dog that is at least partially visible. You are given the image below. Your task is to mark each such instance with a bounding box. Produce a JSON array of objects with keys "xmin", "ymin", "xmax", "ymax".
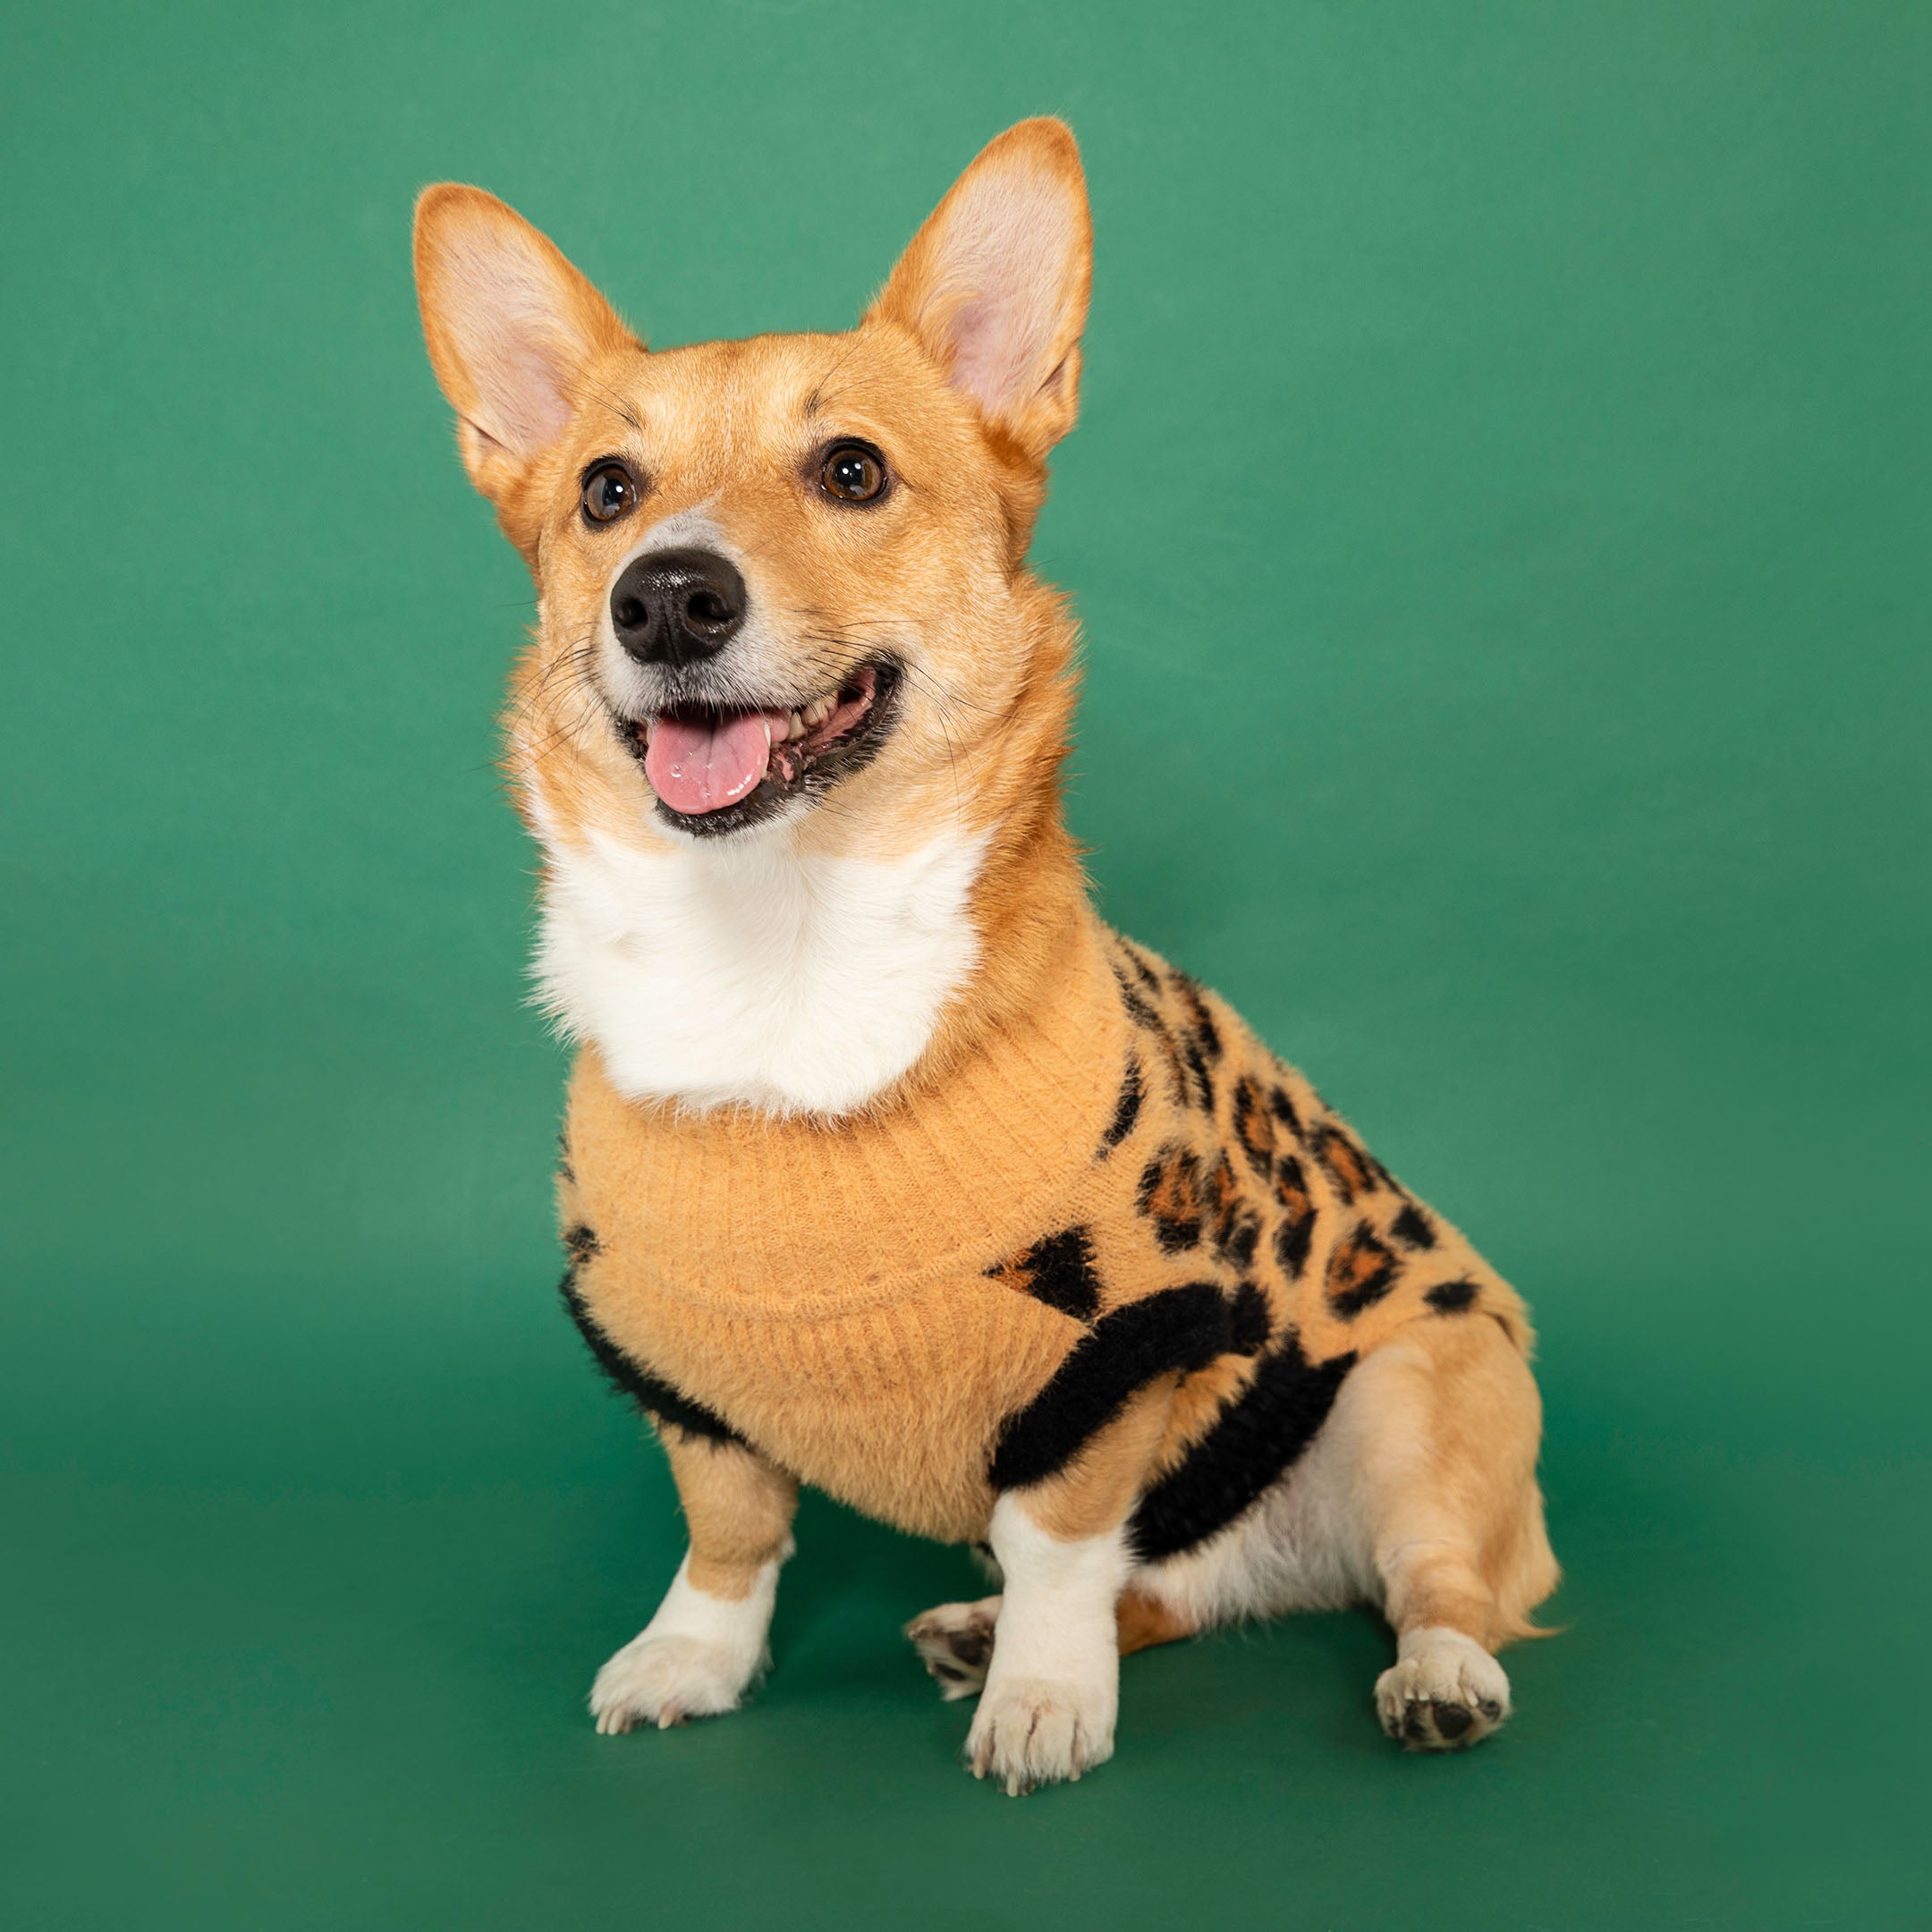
[{"xmin": 412, "ymin": 118, "xmax": 1558, "ymax": 1795}]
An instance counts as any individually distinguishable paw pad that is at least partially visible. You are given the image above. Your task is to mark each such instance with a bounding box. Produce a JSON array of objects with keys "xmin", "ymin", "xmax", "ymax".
[
  {"xmin": 1374, "ymin": 1630, "xmax": 1513, "ymax": 1753},
  {"xmin": 906, "ymin": 1597, "xmax": 1001, "ymax": 1701}
]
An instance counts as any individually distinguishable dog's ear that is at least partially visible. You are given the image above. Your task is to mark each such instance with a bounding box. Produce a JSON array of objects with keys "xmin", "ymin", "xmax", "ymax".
[
  {"xmin": 412, "ymin": 185, "xmax": 638, "ymax": 525},
  {"xmin": 869, "ymin": 119, "xmax": 1091, "ymax": 462}
]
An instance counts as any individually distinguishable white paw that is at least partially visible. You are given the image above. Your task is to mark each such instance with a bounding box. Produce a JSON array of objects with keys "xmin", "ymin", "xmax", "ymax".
[
  {"xmin": 967, "ymin": 1675, "xmax": 1116, "ymax": 1794},
  {"xmin": 1376, "ymin": 1626, "xmax": 1513, "ymax": 1751},
  {"xmin": 905, "ymin": 1595, "xmax": 1001, "ymax": 1701},
  {"xmin": 588, "ymin": 1553, "xmax": 780, "ymax": 1735},
  {"xmin": 589, "ymin": 1631, "xmax": 760, "ymax": 1733}
]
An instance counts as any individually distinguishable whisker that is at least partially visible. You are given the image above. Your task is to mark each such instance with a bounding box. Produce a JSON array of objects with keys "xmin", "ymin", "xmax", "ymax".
[
  {"xmin": 580, "ymin": 376, "xmax": 645, "ymax": 440},
  {"xmin": 803, "ymin": 335, "xmax": 865, "ymax": 419}
]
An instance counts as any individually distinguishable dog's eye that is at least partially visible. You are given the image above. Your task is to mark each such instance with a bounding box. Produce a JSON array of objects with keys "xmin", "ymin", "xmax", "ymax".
[
  {"xmin": 819, "ymin": 442, "xmax": 888, "ymax": 504},
  {"xmin": 580, "ymin": 462, "xmax": 640, "ymax": 526}
]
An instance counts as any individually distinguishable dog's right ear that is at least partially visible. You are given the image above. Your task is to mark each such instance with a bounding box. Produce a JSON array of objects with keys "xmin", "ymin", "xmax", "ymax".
[{"xmin": 412, "ymin": 185, "xmax": 638, "ymax": 537}]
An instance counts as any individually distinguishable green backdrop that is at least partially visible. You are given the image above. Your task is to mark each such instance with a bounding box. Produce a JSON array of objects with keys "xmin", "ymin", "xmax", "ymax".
[{"xmin": 4, "ymin": 4, "xmax": 1926, "ymax": 1928}]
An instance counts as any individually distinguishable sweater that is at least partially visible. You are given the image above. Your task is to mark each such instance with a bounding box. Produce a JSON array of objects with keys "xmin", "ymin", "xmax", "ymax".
[{"xmin": 557, "ymin": 902, "xmax": 1530, "ymax": 1561}]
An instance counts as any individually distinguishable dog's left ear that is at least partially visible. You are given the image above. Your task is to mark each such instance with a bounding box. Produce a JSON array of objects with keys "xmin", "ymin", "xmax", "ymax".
[{"xmin": 869, "ymin": 119, "xmax": 1091, "ymax": 462}]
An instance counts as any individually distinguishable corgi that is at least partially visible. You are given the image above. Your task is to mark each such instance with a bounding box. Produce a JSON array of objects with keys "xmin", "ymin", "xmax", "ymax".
[{"xmin": 412, "ymin": 118, "xmax": 1558, "ymax": 1795}]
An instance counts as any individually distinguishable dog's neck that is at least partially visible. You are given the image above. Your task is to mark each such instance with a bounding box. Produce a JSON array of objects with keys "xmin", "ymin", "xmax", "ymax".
[{"xmin": 532, "ymin": 803, "xmax": 1082, "ymax": 1118}]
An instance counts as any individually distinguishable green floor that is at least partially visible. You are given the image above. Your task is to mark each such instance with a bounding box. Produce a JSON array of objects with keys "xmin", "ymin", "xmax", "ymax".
[
  {"xmin": 4, "ymin": 4, "xmax": 1927, "ymax": 1927},
  {"xmin": 10, "ymin": 1360, "xmax": 1926, "ymax": 1928}
]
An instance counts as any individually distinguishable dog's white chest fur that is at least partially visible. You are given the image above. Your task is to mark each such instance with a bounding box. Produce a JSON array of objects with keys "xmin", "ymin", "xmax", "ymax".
[{"xmin": 533, "ymin": 814, "xmax": 988, "ymax": 1116}]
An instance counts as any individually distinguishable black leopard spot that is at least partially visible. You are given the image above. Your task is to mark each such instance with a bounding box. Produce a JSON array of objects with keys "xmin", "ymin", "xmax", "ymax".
[
  {"xmin": 1426, "ymin": 1278, "xmax": 1480, "ymax": 1315},
  {"xmin": 1310, "ymin": 1122, "xmax": 1381, "ymax": 1206},
  {"xmin": 1326, "ymin": 1223, "xmax": 1399, "ymax": 1318},
  {"xmin": 1130, "ymin": 1332, "xmax": 1357, "ymax": 1562},
  {"xmin": 1137, "ymin": 1143, "xmax": 1205, "ymax": 1252},
  {"xmin": 557, "ymin": 1266, "xmax": 743, "ymax": 1445},
  {"xmin": 987, "ymin": 1226, "xmax": 1104, "ymax": 1323},
  {"xmin": 1149, "ymin": 1022, "xmax": 1190, "ymax": 1107},
  {"xmin": 1183, "ymin": 1037, "xmax": 1216, "ymax": 1114},
  {"xmin": 1111, "ymin": 962, "xmax": 1165, "ymax": 1034},
  {"xmin": 1274, "ymin": 1155, "xmax": 1317, "ymax": 1279},
  {"xmin": 1118, "ymin": 940, "xmax": 1165, "ymax": 994},
  {"xmin": 1205, "ymin": 1153, "xmax": 1262, "ymax": 1270},
  {"xmin": 1232, "ymin": 1075, "xmax": 1276, "ymax": 1179},
  {"xmin": 1100, "ymin": 1056, "xmax": 1143, "ymax": 1154},
  {"xmin": 989, "ymin": 1284, "xmax": 1238, "ymax": 1489},
  {"xmin": 563, "ymin": 1223, "xmax": 599, "ymax": 1266},
  {"xmin": 1114, "ymin": 972, "xmax": 1188, "ymax": 1106},
  {"xmin": 1172, "ymin": 973, "xmax": 1224, "ymax": 1062},
  {"xmin": 1228, "ymin": 1280, "xmax": 1272, "ymax": 1354},
  {"xmin": 1391, "ymin": 1202, "xmax": 1436, "ymax": 1250},
  {"xmin": 1268, "ymin": 1081, "xmax": 1304, "ymax": 1141}
]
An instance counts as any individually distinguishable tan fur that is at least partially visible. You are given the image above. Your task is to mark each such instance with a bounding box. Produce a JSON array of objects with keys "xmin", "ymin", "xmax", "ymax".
[
  {"xmin": 1350, "ymin": 1316, "xmax": 1559, "ymax": 1651},
  {"xmin": 414, "ymin": 119, "xmax": 1558, "ymax": 1779},
  {"xmin": 1115, "ymin": 1588, "xmax": 1198, "ymax": 1658},
  {"xmin": 660, "ymin": 1434, "xmax": 797, "ymax": 1602},
  {"xmin": 1021, "ymin": 1383, "xmax": 1179, "ymax": 1546}
]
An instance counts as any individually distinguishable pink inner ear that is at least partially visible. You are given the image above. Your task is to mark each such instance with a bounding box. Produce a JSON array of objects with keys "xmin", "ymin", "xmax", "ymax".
[
  {"xmin": 930, "ymin": 185, "xmax": 1075, "ymax": 418},
  {"xmin": 436, "ymin": 221, "xmax": 583, "ymax": 457},
  {"xmin": 493, "ymin": 338, "xmax": 572, "ymax": 450},
  {"xmin": 949, "ymin": 294, "xmax": 1018, "ymax": 412}
]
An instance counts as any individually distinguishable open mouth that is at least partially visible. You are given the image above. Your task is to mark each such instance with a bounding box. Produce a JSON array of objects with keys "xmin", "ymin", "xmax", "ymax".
[{"xmin": 620, "ymin": 658, "xmax": 901, "ymax": 836}]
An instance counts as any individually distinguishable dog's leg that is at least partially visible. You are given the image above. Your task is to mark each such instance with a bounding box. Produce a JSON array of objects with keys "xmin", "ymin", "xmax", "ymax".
[
  {"xmin": 1350, "ymin": 1314, "xmax": 1558, "ymax": 1751},
  {"xmin": 908, "ymin": 1582, "xmax": 1196, "ymax": 1701},
  {"xmin": 959, "ymin": 1383, "xmax": 1175, "ymax": 1793},
  {"xmin": 589, "ymin": 1431, "xmax": 798, "ymax": 1733}
]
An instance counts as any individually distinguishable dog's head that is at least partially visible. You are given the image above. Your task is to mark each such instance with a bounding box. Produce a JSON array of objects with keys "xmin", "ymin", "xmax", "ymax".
[{"xmin": 414, "ymin": 120, "xmax": 1090, "ymax": 861}]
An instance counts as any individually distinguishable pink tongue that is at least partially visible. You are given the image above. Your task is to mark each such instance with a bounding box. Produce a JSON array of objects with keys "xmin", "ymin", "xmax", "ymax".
[{"xmin": 644, "ymin": 710, "xmax": 777, "ymax": 814}]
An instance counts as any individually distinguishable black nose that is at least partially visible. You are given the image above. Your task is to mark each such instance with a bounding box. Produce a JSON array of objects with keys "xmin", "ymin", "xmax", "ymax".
[{"xmin": 609, "ymin": 547, "xmax": 748, "ymax": 668}]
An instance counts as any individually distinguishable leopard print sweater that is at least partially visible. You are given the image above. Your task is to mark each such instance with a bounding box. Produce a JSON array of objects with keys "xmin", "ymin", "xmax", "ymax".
[{"xmin": 556, "ymin": 907, "xmax": 1531, "ymax": 1558}]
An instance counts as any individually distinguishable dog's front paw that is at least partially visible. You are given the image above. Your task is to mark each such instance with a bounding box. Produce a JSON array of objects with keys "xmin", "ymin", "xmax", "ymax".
[
  {"xmin": 967, "ymin": 1675, "xmax": 1115, "ymax": 1794},
  {"xmin": 1376, "ymin": 1627, "xmax": 1512, "ymax": 1751},
  {"xmin": 589, "ymin": 1632, "xmax": 760, "ymax": 1734},
  {"xmin": 906, "ymin": 1595, "xmax": 1001, "ymax": 1700}
]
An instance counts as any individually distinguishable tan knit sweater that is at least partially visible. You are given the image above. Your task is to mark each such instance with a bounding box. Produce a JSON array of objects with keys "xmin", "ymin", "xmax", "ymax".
[{"xmin": 558, "ymin": 902, "xmax": 1530, "ymax": 1559}]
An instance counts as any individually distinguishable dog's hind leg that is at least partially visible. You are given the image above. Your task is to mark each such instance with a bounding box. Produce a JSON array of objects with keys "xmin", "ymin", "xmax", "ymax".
[
  {"xmin": 1345, "ymin": 1312, "xmax": 1559, "ymax": 1751},
  {"xmin": 589, "ymin": 1429, "xmax": 798, "ymax": 1734}
]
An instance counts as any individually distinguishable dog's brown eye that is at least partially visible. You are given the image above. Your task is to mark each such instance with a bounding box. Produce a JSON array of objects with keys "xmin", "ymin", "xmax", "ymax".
[
  {"xmin": 581, "ymin": 462, "xmax": 640, "ymax": 526},
  {"xmin": 819, "ymin": 442, "xmax": 887, "ymax": 504}
]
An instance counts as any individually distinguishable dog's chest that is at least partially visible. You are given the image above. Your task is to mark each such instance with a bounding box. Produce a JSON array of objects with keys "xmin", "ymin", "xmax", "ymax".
[
  {"xmin": 571, "ymin": 1240, "xmax": 1078, "ymax": 1542},
  {"xmin": 530, "ymin": 815, "xmax": 988, "ymax": 1119},
  {"xmin": 550, "ymin": 929, "xmax": 1138, "ymax": 1539}
]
